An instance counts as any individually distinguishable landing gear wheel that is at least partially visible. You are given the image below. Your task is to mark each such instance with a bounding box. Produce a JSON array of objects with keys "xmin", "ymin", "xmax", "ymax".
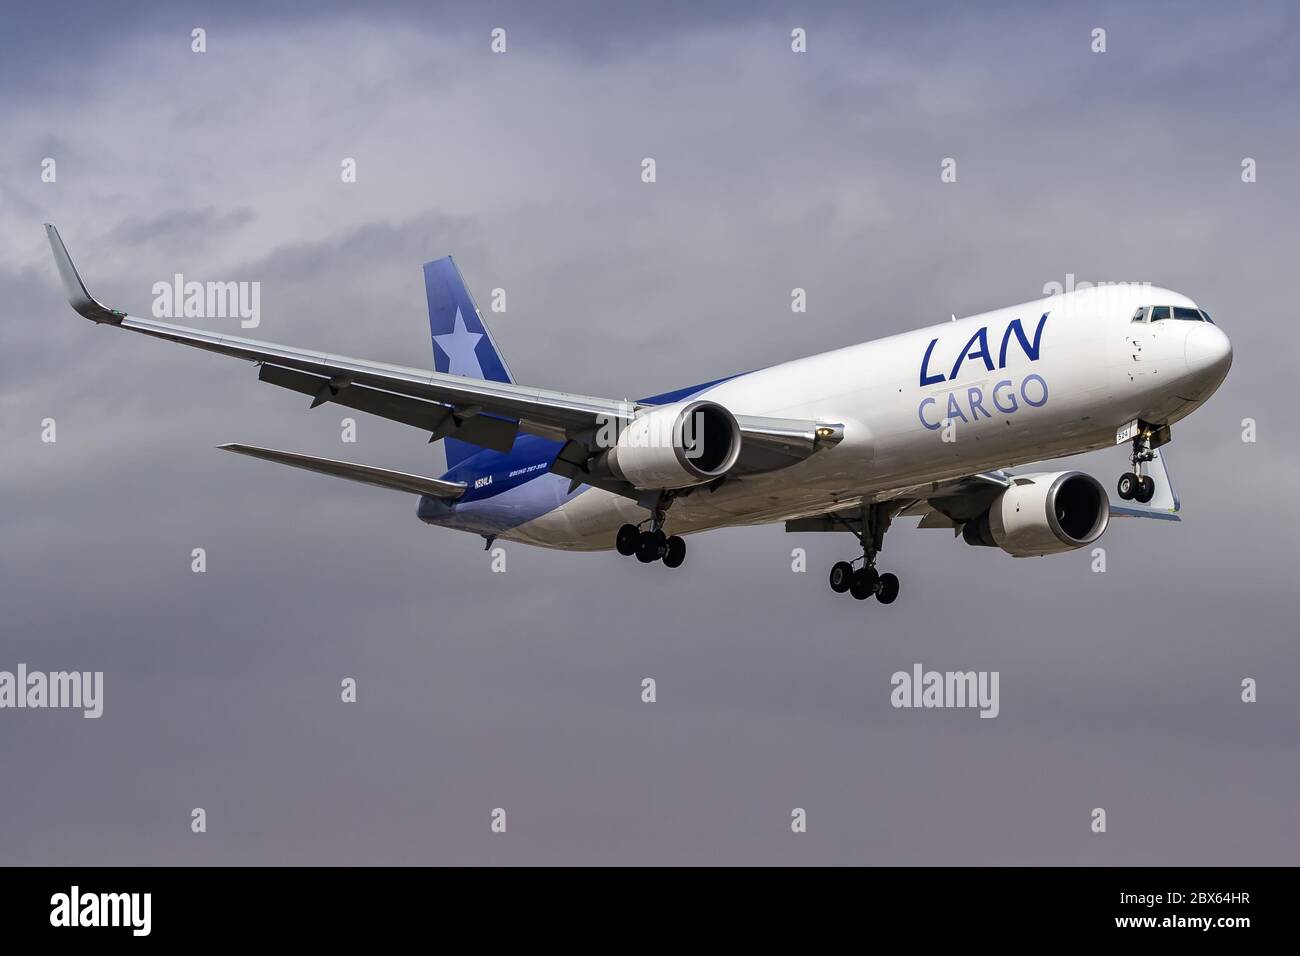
[
  {"xmin": 616, "ymin": 524, "xmax": 640, "ymax": 556},
  {"xmin": 1135, "ymin": 475, "xmax": 1156, "ymax": 503},
  {"xmin": 662, "ymin": 535, "xmax": 686, "ymax": 568},
  {"xmin": 875, "ymin": 572, "xmax": 900, "ymax": 605},
  {"xmin": 636, "ymin": 530, "xmax": 666, "ymax": 563},
  {"xmin": 849, "ymin": 567, "xmax": 879, "ymax": 601},
  {"xmin": 1116, "ymin": 473, "xmax": 1138, "ymax": 500},
  {"xmin": 829, "ymin": 561, "xmax": 853, "ymax": 593}
]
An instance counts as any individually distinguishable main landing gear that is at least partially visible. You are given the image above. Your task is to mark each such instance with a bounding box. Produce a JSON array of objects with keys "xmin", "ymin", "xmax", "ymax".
[
  {"xmin": 1117, "ymin": 429, "xmax": 1158, "ymax": 504},
  {"xmin": 614, "ymin": 492, "xmax": 686, "ymax": 568},
  {"xmin": 616, "ymin": 523, "xmax": 687, "ymax": 567},
  {"xmin": 826, "ymin": 503, "xmax": 900, "ymax": 605}
]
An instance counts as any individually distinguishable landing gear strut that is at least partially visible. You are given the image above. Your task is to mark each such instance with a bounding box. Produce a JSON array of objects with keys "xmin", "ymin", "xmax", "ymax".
[
  {"xmin": 826, "ymin": 503, "xmax": 900, "ymax": 605},
  {"xmin": 1117, "ymin": 428, "xmax": 1157, "ymax": 504},
  {"xmin": 615, "ymin": 492, "xmax": 686, "ymax": 568}
]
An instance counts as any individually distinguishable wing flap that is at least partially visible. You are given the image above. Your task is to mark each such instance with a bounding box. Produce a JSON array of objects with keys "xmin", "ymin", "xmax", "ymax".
[{"xmin": 257, "ymin": 364, "xmax": 517, "ymax": 452}]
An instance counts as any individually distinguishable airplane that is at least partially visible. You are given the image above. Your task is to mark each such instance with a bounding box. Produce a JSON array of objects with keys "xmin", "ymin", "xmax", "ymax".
[{"xmin": 44, "ymin": 224, "xmax": 1232, "ymax": 604}]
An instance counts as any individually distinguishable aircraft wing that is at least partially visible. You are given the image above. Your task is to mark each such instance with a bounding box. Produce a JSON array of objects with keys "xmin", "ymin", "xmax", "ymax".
[
  {"xmin": 784, "ymin": 472, "xmax": 1013, "ymax": 533},
  {"xmin": 787, "ymin": 451, "xmax": 1183, "ymax": 537},
  {"xmin": 893, "ymin": 452, "xmax": 1182, "ymax": 525},
  {"xmin": 46, "ymin": 224, "xmax": 839, "ymax": 479}
]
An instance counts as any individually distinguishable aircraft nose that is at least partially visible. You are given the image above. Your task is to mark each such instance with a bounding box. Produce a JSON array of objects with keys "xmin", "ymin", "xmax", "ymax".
[{"xmin": 1183, "ymin": 322, "xmax": 1232, "ymax": 395}]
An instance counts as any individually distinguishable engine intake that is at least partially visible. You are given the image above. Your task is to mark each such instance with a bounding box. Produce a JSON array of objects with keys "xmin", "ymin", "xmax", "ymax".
[
  {"xmin": 598, "ymin": 400, "xmax": 742, "ymax": 490},
  {"xmin": 962, "ymin": 471, "xmax": 1109, "ymax": 557}
]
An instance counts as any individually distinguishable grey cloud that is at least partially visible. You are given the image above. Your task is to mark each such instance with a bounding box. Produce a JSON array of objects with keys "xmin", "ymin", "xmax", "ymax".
[{"xmin": 106, "ymin": 207, "xmax": 255, "ymax": 251}]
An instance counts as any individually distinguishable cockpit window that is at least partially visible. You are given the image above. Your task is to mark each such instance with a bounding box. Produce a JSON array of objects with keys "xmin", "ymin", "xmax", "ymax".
[{"xmin": 1133, "ymin": 305, "xmax": 1215, "ymax": 324}]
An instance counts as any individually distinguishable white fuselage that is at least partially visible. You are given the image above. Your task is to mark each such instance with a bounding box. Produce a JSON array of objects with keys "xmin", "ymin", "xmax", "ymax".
[{"xmin": 504, "ymin": 285, "xmax": 1231, "ymax": 550}]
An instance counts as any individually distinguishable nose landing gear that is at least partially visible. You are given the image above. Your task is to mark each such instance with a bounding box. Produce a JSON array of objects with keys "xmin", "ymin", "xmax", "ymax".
[
  {"xmin": 1117, "ymin": 427, "xmax": 1160, "ymax": 503},
  {"xmin": 826, "ymin": 503, "xmax": 901, "ymax": 605},
  {"xmin": 1116, "ymin": 471, "xmax": 1154, "ymax": 503}
]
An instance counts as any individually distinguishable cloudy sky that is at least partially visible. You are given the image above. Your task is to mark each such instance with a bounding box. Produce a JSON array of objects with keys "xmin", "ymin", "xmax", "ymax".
[{"xmin": 2, "ymin": 0, "xmax": 1297, "ymax": 864}]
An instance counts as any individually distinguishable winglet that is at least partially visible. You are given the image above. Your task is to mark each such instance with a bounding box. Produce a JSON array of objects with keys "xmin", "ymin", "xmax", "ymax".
[{"xmin": 44, "ymin": 224, "xmax": 124, "ymax": 324}]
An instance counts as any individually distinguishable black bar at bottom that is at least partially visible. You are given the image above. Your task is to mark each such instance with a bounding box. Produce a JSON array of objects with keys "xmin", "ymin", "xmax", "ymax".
[{"xmin": 0, "ymin": 866, "xmax": 1282, "ymax": 941}]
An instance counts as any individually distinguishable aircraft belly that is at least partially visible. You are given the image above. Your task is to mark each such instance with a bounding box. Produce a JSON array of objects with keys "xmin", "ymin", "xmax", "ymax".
[{"xmin": 504, "ymin": 465, "xmax": 860, "ymax": 551}]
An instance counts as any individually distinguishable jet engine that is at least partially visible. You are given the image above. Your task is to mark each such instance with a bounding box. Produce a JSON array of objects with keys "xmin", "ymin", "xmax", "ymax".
[
  {"xmin": 597, "ymin": 400, "xmax": 742, "ymax": 490},
  {"xmin": 961, "ymin": 471, "xmax": 1109, "ymax": 557}
]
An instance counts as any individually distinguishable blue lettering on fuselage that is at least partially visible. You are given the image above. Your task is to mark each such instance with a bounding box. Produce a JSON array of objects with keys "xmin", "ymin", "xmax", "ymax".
[
  {"xmin": 917, "ymin": 375, "xmax": 1050, "ymax": 430},
  {"xmin": 919, "ymin": 312, "xmax": 1049, "ymax": 386},
  {"xmin": 915, "ymin": 312, "xmax": 1051, "ymax": 431}
]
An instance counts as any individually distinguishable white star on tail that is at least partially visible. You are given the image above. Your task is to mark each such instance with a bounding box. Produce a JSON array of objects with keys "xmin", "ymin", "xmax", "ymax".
[{"xmin": 432, "ymin": 308, "xmax": 484, "ymax": 378}]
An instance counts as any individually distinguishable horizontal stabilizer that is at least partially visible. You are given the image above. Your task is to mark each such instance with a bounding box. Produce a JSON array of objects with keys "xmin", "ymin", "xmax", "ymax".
[{"xmin": 219, "ymin": 444, "xmax": 466, "ymax": 499}]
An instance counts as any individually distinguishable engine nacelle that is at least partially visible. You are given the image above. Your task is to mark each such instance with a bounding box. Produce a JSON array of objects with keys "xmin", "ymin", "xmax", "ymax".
[
  {"xmin": 961, "ymin": 471, "xmax": 1109, "ymax": 557},
  {"xmin": 598, "ymin": 400, "xmax": 742, "ymax": 490}
]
